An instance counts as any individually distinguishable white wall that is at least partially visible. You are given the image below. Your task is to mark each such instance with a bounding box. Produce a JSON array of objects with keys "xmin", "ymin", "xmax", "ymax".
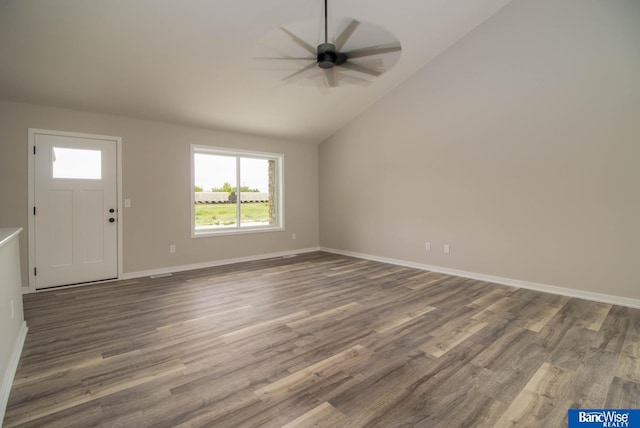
[
  {"xmin": 0, "ymin": 100, "xmax": 319, "ymax": 283},
  {"xmin": 319, "ymin": 0, "xmax": 640, "ymax": 300}
]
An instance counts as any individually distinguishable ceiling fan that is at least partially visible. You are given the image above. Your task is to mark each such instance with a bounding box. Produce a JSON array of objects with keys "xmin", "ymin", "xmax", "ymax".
[{"xmin": 260, "ymin": 0, "xmax": 402, "ymax": 87}]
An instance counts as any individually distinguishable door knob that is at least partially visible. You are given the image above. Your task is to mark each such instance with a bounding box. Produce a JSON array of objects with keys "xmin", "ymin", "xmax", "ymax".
[
  {"xmin": 109, "ymin": 218, "xmax": 115, "ymax": 223},
  {"xmin": 109, "ymin": 208, "xmax": 115, "ymax": 213}
]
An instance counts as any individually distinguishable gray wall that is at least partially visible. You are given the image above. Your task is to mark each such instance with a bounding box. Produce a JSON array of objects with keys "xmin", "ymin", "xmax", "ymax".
[
  {"xmin": 319, "ymin": 0, "xmax": 640, "ymax": 300},
  {"xmin": 0, "ymin": 100, "xmax": 319, "ymax": 283}
]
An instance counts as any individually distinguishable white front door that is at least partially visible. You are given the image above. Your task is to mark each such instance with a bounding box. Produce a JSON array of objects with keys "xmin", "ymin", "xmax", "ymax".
[{"xmin": 33, "ymin": 131, "xmax": 118, "ymax": 289}]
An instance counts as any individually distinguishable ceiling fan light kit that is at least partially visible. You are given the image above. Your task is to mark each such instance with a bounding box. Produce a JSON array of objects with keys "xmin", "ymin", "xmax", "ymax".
[{"xmin": 316, "ymin": 43, "xmax": 346, "ymax": 69}]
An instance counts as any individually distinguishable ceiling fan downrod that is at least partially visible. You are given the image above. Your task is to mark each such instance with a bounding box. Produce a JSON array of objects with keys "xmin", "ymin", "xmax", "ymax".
[
  {"xmin": 324, "ymin": 0, "xmax": 328, "ymax": 44},
  {"xmin": 316, "ymin": 0, "xmax": 344, "ymax": 69}
]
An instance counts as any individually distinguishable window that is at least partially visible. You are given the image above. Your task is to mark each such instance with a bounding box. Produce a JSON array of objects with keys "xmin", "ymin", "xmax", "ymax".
[{"xmin": 191, "ymin": 145, "xmax": 283, "ymax": 236}]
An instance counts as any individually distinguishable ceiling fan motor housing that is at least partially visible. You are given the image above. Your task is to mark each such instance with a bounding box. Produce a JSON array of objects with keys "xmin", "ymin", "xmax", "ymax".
[{"xmin": 317, "ymin": 43, "xmax": 346, "ymax": 69}]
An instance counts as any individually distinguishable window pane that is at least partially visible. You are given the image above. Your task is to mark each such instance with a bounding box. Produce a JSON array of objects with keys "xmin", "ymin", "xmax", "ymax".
[
  {"xmin": 239, "ymin": 157, "xmax": 271, "ymax": 227},
  {"xmin": 194, "ymin": 153, "xmax": 237, "ymax": 229},
  {"xmin": 52, "ymin": 147, "xmax": 101, "ymax": 179}
]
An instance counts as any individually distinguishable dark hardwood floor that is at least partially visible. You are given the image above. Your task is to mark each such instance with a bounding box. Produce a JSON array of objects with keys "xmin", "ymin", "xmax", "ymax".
[{"xmin": 4, "ymin": 252, "xmax": 640, "ymax": 427}]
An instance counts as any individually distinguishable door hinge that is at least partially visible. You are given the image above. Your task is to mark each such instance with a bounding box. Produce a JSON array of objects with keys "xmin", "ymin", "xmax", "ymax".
[
  {"xmin": 33, "ymin": 146, "xmax": 36, "ymax": 155},
  {"xmin": 33, "ymin": 206, "xmax": 36, "ymax": 215},
  {"xmin": 34, "ymin": 267, "xmax": 37, "ymax": 276}
]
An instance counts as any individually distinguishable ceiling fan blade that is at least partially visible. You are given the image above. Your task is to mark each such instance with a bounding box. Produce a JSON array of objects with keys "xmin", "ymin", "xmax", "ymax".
[
  {"xmin": 254, "ymin": 57, "xmax": 315, "ymax": 61},
  {"xmin": 350, "ymin": 58, "xmax": 384, "ymax": 69},
  {"xmin": 333, "ymin": 19, "xmax": 360, "ymax": 51},
  {"xmin": 280, "ymin": 27, "xmax": 317, "ymax": 55},
  {"xmin": 323, "ymin": 68, "xmax": 337, "ymax": 87},
  {"xmin": 339, "ymin": 61, "xmax": 382, "ymax": 77},
  {"xmin": 345, "ymin": 43, "xmax": 402, "ymax": 59},
  {"xmin": 282, "ymin": 62, "xmax": 317, "ymax": 81},
  {"xmin": 334, "ymin": 71, "xmax": 373, "ymax": 87}
]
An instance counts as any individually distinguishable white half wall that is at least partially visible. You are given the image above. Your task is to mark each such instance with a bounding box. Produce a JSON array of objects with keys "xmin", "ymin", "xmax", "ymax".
[{"xmin": 0, "ymin": 229, "xmax": 27, "ymax": 423}]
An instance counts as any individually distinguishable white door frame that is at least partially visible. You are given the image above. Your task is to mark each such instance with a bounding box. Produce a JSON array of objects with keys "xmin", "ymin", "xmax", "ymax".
[{"xmin": 27, "ymin": 128, "xmax": 123, "ymax": 292}]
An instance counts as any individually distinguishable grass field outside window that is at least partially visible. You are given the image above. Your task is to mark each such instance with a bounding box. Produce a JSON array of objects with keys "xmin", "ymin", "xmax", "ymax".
[{"xmin": 194, "ymin": 203, "xmax": 270, "ymax": 227}]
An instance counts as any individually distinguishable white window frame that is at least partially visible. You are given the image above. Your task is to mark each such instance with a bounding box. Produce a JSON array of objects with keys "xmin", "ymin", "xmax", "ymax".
[{"xmin": 191, "ymin": 145, "xmax": 284, "ymax": 237}]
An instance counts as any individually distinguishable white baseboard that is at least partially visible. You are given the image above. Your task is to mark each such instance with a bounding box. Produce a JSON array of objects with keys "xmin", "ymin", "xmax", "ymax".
[
  {"xmin": 321, "ymin": 247, "xmax": 640, "ymax": 310},
  {"xmin": 121, "ymin": 247, "xmax": 321, "ymax": 280},
  {"xmin": 1, "ymin": 321, "xmax": 28, "ymax": 426}
]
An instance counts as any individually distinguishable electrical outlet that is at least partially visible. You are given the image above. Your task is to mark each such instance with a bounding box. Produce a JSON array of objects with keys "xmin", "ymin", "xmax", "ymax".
[
  {"xmin": 124, "ymin": 199, "xmax": 131, "ymax": 208},
  {"xmin": 444, "ymin": 244, "xmax": 450, "ymax": 254},
  {"xmin": 169, "ymin": 244, "xmax": 176, "ymax": 253},
  {"xmin": 425, "ymin": 242, "xmax": 431, "ymax": 251}
]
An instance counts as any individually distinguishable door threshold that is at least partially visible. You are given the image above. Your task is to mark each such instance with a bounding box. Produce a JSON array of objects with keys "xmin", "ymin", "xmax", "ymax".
[{"xmin": 35, "ymin": 277, "xmax": 119, "ymax": 292}]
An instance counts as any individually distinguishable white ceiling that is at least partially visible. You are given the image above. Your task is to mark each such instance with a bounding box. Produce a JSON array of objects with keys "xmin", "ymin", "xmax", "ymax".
[{"xmin": 0, "ymin": 0, "xmax": 511, "ymax": 144}]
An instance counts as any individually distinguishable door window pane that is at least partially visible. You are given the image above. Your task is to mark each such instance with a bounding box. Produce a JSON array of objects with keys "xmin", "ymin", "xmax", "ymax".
[{"xmin": 52, "ymin": 147, "xmax": 102, "ymax": 179}]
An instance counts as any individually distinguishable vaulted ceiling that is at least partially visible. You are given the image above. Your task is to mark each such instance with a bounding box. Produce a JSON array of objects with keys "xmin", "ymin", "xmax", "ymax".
[{"xmin": 0, "ymin": 0, "xmax": 511, "ymax": 143}]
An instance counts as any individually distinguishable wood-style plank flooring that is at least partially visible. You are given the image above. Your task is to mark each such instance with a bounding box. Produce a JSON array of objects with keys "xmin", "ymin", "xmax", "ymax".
[{"xmin": 4, "ymin": 252, "xmax": 640, "ymax": 427}]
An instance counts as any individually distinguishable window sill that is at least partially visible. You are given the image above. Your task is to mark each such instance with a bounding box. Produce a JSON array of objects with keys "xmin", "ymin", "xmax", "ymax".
[{"xmin": 192, "ymin": 225, "xmax": 284, "ymax": 238}]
